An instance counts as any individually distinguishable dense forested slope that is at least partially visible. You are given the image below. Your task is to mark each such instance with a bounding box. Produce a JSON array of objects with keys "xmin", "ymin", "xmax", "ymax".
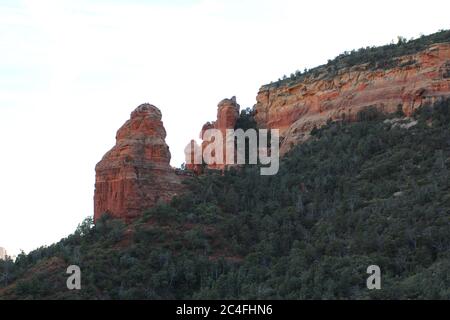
[{"xmin": 1, "ymin": 100, "xmax": 449, "ymax": 300}]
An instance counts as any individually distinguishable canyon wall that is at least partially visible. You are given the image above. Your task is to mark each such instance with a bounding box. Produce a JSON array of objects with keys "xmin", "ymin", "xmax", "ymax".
[
  {"xmin": 94, "ymin": 104, "xmax": 185, "ymax": 222},
  {"xmin": 255, "ymin": 43, "xmax": 450, "ymax": 155}
]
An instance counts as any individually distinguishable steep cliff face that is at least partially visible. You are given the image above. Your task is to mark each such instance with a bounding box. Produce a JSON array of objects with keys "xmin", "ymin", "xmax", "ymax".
[
  {"xmin": 255, "ymin": 43, "xmax": 450, "ymax": 155},
  {"xmin": 94, "ymin": 104, "xmax": 184, "ymax": 222},
  {"xmin": 186, "ymin": 97, "xmax": 240, "ymax": 172}
]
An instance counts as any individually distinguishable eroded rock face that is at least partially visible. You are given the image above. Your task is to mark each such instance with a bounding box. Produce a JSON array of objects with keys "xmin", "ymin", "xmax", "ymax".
[
  {"xmin": 216, "ymin": 97, "xmax": 241, "ymax": 134},
  {"xmin": 94, "ymin": 104, "xmax": 184, "ymax": 222},
  {"xmin": 187, "ymin": 97, "xmax": 240, "ymax": 172},
  {"xmin": 255, "ymin": 43, "xmax": 450, "ymax": 155}
]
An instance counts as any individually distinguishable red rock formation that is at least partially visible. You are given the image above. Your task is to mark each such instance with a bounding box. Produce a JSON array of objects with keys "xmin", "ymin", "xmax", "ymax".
[
  {"xmin": 255, "ymin": 43, "xmax": 450, "ymax": 155},
  {"xmin": 185, "ymin": 140, "xmax": 203, "ymax": 175},
  {"xmin": 187, "ymin": 97, "xmax": 240, "ymax": 172},
  {"xmin": 208, "ymin": 97, "xmax": 240, "ymax": 170},
  {"xmin": 94, "ymin": 104, "xmax": 184, "ymax": 222}
]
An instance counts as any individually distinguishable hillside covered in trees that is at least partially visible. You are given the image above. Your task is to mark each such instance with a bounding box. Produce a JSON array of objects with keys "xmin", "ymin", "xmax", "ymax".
[
  {"xmin": 266, "ymin": 29, "xmax": 450, "ymax": 88},
  {"xmin": 1, "ymin": 99, "xmax": 449, "ymax": 300}
]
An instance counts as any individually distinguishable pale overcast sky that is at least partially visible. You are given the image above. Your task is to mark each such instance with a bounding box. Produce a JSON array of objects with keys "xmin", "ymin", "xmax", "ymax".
[{"xmin": 0, "ymin": 0, "xmax": 449, "ymax": 256}]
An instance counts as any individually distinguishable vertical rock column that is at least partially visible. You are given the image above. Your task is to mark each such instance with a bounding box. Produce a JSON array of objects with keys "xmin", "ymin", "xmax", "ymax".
[
  {"xmin": 186, "ymin": 97, "xmax": 240, "ymax": 173},
  {"xmin": 94, "ymin": 104, "xmax": 184, "ymax": 222}
]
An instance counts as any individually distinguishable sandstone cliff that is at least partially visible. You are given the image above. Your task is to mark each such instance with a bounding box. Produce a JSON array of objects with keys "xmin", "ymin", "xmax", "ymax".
[
  {"xmin": 94, "ymin": 104, "xmax": 184, "ymax": 221},
  {"xmin": 255, "ymin": 43, "xmax": 450, "ymax": 155}
]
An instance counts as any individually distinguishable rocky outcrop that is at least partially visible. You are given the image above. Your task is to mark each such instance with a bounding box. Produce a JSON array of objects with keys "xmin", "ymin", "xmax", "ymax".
[
  {"xmin": 95, "ymin": 44, "xmax": 450, "ymax": 221},
  {"xmin": 255, "ymin": 43, "xmax": 450, "ymax": 155},
  {"xmin": 216, "ymin": 97, "xmax": 241, "ymax": 135},
  {"xmin": 186, "ymin": 97, "xmax": 240, "ymax": 172},
  {"xmin": 94, "ymin": 104, "xmax": 184, "ymax": 222}
]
